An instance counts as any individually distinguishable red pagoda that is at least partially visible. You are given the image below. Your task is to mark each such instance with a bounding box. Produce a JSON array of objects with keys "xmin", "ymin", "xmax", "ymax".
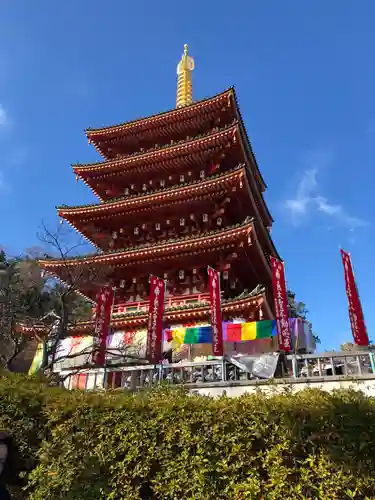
[{"xmin": 37, "ymin": 45, "xmax": 281, "ymax": 350}]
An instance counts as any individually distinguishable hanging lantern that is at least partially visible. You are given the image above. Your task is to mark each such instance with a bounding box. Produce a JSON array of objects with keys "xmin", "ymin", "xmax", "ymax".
[
  {"xmin": 130, "ymin": 184, "xmax": 135, "ymax": 190},
  {"xmin": 202, "ymin": 213, "xmax": 208, "ymax": 222},
  {"xmin": 120, "ymin": 280, "xmax": 125, "ymax": 288},
  {"xmin": 142, "ymin": 223, "xmax": 146, "ymax": 230},
  {"xmin": 166, "ymin": 219, "xmax": 170, "ymax": 225},
  {"xmin": 149, "ymin": 179, "xmax": 153, "ymax": 185},
  {"xmin": 179, "ymin": 270, "xmax": 184, "ymax": 280},
  {"xmin": 132, "ymin": 277, "xmax": 137, "ymax": 284},
  {"xmin": 180, "ymin": 174, "xmax": 185, "ymax": 182},
  {"xmin": 223, "ymin": 270, "xmax": 229, "ymax": 279},
  {"xmin": 180, "ymin": 217, "xmax": 185, "ymax": 226},
  {"xmin": 168, "ymin": 175, "xmax": 172, "ymax": 180},
  {"xmin": 188, "ymin": 171, "xmax": 192, "ymax": 176},
  {"xmin": 76, "ymin": 175, "xmax": 79, "ymax": 182},
  {"xmin": 160, "ymin": 179, "xmax": 165, "ymax": 187},
  {"xmin": 112, "ymin": 231, "xmax": 118, "ymax": 239},
  {"xmin": 189, "ymin": 213, "xmax": 195, "ymax": 220},
  {"xmin": 193, "ymin": 268, "xmax": 197, "ymax": 274},
  {"xmin": 120, "ymin": 228, "xmax": 124, "ymax": 233},
  {"xmin": 142, "ymin": 184, "xmax": 147, "ymax": 191},
  {"xmin": 124, "ymin": 188, "xmax": 129, "ymax": 195},
  {"xmin": 217, "ymin": 217, "xmax": 222, "ymax": 226},
  {"xmin": 200, "ymin": 170, "xmax": 205, "ymax": 179},
  {"xmin": 156, "ymin": 223, "xmax": 161, "ymax": 231},
  {"xmin": 134, "ymin": 227, "xmax": 139, "ymax": 235},
  {"xmin": 164, "ymin": 272, "xmax": 168, "ymax": 279}
]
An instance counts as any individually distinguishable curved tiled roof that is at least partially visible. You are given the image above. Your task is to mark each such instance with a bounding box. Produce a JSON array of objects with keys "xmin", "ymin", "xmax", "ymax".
[
  {"xmin": 58, "ymin": 166, "xmax": 244, "ymax": 215},
  {"xmin": 85, "ymin": 88, "xmax": 233, "ymax": 137},
  {"xmin": 39, "ymin": 220, "xmax": 254, "ymax": 268},
  {"xmin": 18, "ymin": 287, "xmax": 267, "ymax": 334},
  {"xmin": 75, "ymin": 122, "xmax": 237, "ymax": 174}
]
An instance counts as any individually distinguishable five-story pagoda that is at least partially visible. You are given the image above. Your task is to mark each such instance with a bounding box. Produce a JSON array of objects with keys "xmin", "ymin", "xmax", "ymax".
[{"xmin": 39, "ymin": 45, "xmax": 281, "ymax": 350}]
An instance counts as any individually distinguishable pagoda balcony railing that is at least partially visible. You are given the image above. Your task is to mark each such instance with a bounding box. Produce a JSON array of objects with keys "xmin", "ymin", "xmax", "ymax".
[{"xmin": 111, "ymin": 293, "xmax": 211, "ymax": 316}]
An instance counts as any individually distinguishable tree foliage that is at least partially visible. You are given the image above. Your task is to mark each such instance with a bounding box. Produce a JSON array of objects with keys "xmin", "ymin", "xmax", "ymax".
[{"xmin": 0, "ymin": 226, "xmax": 96, "ymax": 370}]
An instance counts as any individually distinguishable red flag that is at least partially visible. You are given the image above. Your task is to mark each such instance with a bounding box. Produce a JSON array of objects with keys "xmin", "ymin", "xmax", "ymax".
[
  {"xmin": 270, "ymin": 257, "xmax": 291, "ymax": 353},
  {"xmin": 146, "ymin": 276, "xmax": 166, "ymax": 363},
  {"xmin": 207, "ymin": 266, "xmax": 224, "ymax": 357},
  {"xmin": 340, "ymin": 249, "xmax": 368, "ymax": 346},
  {"xmin": 92, "ymin": 286, "xmax": 114, "ymax": 365}
]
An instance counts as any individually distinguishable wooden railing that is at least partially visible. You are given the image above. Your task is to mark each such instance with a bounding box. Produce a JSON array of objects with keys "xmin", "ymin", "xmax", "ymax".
[{"xmin": 111, "ymin": 293, "xmax": 211, "ymax": 315}]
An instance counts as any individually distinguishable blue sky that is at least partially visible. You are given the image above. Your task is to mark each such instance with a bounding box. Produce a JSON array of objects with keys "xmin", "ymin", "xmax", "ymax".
[{"xmin": 0, "ymin": 0, "xmax": 374, "ymax": 350}]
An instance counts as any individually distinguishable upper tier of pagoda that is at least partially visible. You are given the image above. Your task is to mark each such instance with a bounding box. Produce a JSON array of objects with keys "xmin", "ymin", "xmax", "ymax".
[
  {"xmin": 40, "ymin": 45, "xmax": 280, "ymax": 317},
  {"xmin": 82, "ymin": 87, "xmax": 266, "ymax": 197}
]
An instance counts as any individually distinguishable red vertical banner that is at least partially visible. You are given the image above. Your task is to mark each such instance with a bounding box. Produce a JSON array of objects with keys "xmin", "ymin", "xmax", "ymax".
[
  {"xmin": 270, "ymin": 257, "xmax": 291, "ymax": 353},
  {"xmin": 340, "ymin": 249, "xmax": 368, "ymax": 346},
  {"xmin": 207, "ymin": 266, "xmax": 224, "ymax": 357},
  {"xmin": 92, "ymin": 286, "xmax": 114, "ymax": 366},
  {"xmin": 146, "ymin": 276, "xmax": 166, "ymax": 364}
]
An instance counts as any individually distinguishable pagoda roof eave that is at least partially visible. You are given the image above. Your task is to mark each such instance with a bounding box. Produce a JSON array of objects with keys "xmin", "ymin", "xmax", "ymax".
[
  {"xmin": 74, "ymin": 122, "xmax": 238, "ymax": 176},
  {"xmin": 57, "ymin": 166, "xmax": 245, "ymax": 217},
  {"xmin": 85, "ymin": 87, "xmax": 234, "ymax": 139},
  {"xmin": 231, "ymin": 88, "xmax": 267, "ymax": 192},
  {"xmin": 38, "ymin": 220, "xmax": 255, "ymax": 270},
  {"xmin": 18, "ymin": 288, "xmax": 273, "ymax": 335}
]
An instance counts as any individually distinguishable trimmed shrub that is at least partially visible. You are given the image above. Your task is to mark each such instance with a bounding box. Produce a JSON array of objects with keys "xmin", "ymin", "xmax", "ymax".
[{"xmin": 1, "ymin": 373, "xmax": 375, "ymax": 499}]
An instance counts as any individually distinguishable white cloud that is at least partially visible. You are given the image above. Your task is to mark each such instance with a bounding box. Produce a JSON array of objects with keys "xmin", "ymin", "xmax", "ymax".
[
  {"xmin": 0, "ymin": 104, "xmax": 7, "ymax": 126},
  {"xmin": 284, "ymin": 153, "xmax": 367, "ymax": 231}
]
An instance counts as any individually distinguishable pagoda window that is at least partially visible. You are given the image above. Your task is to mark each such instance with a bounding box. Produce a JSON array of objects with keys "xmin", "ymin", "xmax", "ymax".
[
  {"xmin": 202, "ymin": 213, "xmax": 208, "ymax": 223},
  {"xmin": 160, "ymin": 180, "xmax": 165, "ymax": 188},
  {"xmin": 180, "ymin": 174, "xmax": 185, "ymax": 182},
  {"xmin": 155, "ymin": 223, "xmax": 161, "ymax": 231}
]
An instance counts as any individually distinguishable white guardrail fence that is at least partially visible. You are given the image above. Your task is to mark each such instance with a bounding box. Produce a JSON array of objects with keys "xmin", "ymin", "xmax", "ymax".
[{"xmin": 59, "ymin": 351, "xmax": 375, "ymax": 392}]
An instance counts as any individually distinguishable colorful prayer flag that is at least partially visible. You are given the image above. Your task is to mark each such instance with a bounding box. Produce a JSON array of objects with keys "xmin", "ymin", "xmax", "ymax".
[{"xmin": 28, "ymin": 342, "xmax": 44, "ymax": 375}]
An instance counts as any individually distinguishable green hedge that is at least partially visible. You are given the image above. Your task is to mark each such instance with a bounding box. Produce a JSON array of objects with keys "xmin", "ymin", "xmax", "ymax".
[{"xmin": 1, "ymin": 372, "xmax": 375, "ymax": 499}]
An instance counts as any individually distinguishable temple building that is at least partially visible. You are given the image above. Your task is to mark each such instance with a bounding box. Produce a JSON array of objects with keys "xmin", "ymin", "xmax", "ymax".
[{"xmin": 34, "ymin": 45, "xmax": 283, "ymax": 361}]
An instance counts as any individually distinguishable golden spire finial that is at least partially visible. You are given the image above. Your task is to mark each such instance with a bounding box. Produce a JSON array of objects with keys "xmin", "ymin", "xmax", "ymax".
[{"xmin": 176, "ymin": 44, "xmax": 194, "ymax": 108}]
